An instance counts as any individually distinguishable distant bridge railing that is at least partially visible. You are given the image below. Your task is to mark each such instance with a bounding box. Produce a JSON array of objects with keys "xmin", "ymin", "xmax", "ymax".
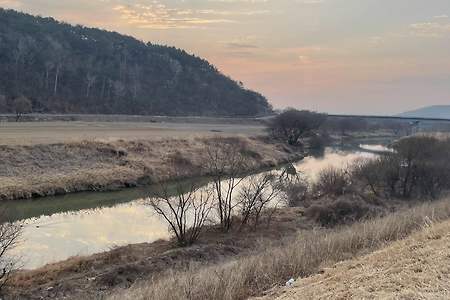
[{"xmin": 327, "ymin": 114, "xmax": 450, "ymax": 123}]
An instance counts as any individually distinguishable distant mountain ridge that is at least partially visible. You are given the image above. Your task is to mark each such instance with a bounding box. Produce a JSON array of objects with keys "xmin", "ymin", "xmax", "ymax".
[
  {"xmin": 0, "ymin": 9, "xmax": 272, "ymax": 116},
  {"xmin": 398, "ymin": 105, "xmax": 450, "ymax": 119}
]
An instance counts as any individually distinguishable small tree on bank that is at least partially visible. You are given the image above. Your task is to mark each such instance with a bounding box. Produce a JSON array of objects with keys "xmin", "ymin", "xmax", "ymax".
[
  {"xmin": 13, "ymin": 96, "xmax": 32, "ymax": 122},
  {"xmin": 0, "ymin": 209, "xmax": 22, "ymax": 291},
  {"xmin": 149, "ymin": 182, "xmax": 213, "ymax": 247},
  {"xmin": 205, "ymin": 139, "xmax": 248, "ymax": 232},
  {"xmin": 269, "ymin": 109, "xmax": 327, "ymax": 146},
  {"xmin": 238, "ymin": 173, "xmax": 281, "ymax": 228}
]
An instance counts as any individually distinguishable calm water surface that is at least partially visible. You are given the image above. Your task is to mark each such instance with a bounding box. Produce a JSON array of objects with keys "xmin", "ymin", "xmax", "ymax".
[{"xmin": 7, "ymin": 140, "xmax": 391, "ymax": 269}]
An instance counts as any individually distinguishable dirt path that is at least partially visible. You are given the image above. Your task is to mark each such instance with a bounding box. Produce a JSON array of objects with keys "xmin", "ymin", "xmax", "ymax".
[{"xmin": 258, "ymin": 220, "xmax": 450, "ymax": 300}]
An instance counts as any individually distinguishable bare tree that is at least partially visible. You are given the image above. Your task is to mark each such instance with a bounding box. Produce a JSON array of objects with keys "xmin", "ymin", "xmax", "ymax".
[
  {"xmin": 238, "ymin": 173, "xmax": 281, "ymax": 228},
  {"xmin": 313, "ymin": 166, "xmax": 350, "ymax": 198},
  {"xmin": 86, "ymin": 73, "xmax": 96, "ymax": 98},
  {"xmin": 0, "ymin": 209, "xmax": 22, "ymax": 291},
  {"xmin": 149, "ymin": 182, "xmax": 213, "ymax": 247},
  {"xmin": 53, "ymin": 62, "xmax": 61, "ymax": 96},
  {"xmin": 47, "ymin": 38, "xmax": 65, "ymax": 97},
  {"xmin": 13, "ymin": 37, "xmax": 34, "ymax": 88},
  {"xmin": 205, "ymin": 139, "xmax": 247, "ymax": 232},
  {"xmin": 13, "ymin": 96, "xmax": 32, "ymax": 122},
  {"xmin": 0, "ymin": 95, "xmax": 7, "ymax": 113},
  {"xmin": 351, "ymin": 158, "xmax": 382, "ymax": 196},
  {"xmin": 131, "ymin": 64, "xmax": 141, "ymax": 99},
  {"xmin": 269, "ymin": 109, "xmax": 327, "ymax": 146}
]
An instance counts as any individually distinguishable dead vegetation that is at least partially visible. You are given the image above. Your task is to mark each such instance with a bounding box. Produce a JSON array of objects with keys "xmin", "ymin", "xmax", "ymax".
[
  {"xmin": 149, "ymin": 181, "xmax": 213, "ymax": 247},
  {"xmin": 0, "ymin": 136, "xmax": 301, "ymax": 201},
  {"xmin": 6, "ymin": 207, "xmax": 310, "ymax": 299},
  {"xmin": 0, "ymin": 209, "xmax": 21, "ymax": 293},
  {"xmin": 257, "ymin": 218, "xmax": 450, "ymax": 300},
  {"xmin": 109, "ymin": 198, "xmax": 450, "ymax": 300}
]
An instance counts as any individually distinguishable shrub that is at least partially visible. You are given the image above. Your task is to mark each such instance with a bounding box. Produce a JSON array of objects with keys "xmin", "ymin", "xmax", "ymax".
[
  {"xmin": 13, "ymin": 96, "xmax": 32, "ymax": 121},
  {"xmin": 308, "ymin": 133, "xmax": 329, "ymax": 153},
  {"xmin": 305, "ymin": 197, "xmax": 371, "ymax": 227},
  {"xmin": 313, "ymin": 166, "xmax": 350, "ymax": 198},
  {"xmin": 284, "ymin": 179, "xmax": 310, "ymax": 207},
  {"xmin": 349, "ymin": 136, "xmax": 450, "ymax": 200}
]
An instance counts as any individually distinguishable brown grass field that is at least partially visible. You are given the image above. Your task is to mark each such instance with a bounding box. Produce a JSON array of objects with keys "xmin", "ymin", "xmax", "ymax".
[
  {"xmin": 0, "ymin": 135, "xmax": 300, "ymax": 201},
  {"xmin": 0, "ymin": 120, "xmax": 266, "ymax": 146}
]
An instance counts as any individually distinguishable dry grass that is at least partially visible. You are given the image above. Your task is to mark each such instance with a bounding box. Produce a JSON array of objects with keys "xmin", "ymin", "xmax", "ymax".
[
  {"xmin": 0, "ymin": 136, "xmax": 300, "ymax": 200},
  {"xmin": 259, "ymin": 218, "xmax": 450, "ymax": 299},
  {"xmin": 0, "ymin": 120, "xmax": 265, "ymax": 145},
  {"xmin": 109, "ymin": 198, "xmax": 450, "ymax": 300},
  {"xmin": 7, "ymin": 208, "xmax": 308, "ymax": 299}
]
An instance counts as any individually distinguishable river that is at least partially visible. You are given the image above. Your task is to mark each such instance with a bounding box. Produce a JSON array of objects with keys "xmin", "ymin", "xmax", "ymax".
[{"xmin": 6, "ymin": 139, "xmax": 392, "ymax": 269}]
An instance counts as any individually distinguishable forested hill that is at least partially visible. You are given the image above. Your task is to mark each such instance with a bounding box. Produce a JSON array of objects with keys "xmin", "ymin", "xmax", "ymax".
[{"xmin": 0, "ymin": 9, "xmax": 272, "ymax": 116}]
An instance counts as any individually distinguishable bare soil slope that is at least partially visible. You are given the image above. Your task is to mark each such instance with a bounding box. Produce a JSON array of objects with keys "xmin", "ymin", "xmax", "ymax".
[{"xmin": 260, "ymin": 220, "xmax": 450, "ymax": 300}]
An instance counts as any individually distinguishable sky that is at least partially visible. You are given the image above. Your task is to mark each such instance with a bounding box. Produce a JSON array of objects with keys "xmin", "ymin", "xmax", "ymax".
[{"xmin": 1, "ymin": 0, "xmax": 450, "ymax": 115}]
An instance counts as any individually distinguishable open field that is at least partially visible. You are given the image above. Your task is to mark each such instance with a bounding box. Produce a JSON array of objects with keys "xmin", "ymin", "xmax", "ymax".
[
  {"xmin": 0, "ymin": 120, "xmax": 266, "ymax": 146},
  {"xmin": 259, "ymin": 218, "xmax": 450, "ymax": 300}
]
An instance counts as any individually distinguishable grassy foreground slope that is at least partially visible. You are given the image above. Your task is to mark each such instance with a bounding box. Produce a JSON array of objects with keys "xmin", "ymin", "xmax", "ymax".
[{"xmin": 259, "ymin": 219, "xmax": 450, "ymax": 300}]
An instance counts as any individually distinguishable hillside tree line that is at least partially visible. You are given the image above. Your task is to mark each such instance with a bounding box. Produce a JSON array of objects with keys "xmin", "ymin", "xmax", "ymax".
[{"xmin": 0, "ymin": 9, "xmax": 271, "ymax": 116}]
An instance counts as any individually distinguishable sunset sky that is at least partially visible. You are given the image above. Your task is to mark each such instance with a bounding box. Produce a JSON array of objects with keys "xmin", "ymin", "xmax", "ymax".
[{"xmin": 1, "ymin": 0, "xmax": 450, "ymax": 114}]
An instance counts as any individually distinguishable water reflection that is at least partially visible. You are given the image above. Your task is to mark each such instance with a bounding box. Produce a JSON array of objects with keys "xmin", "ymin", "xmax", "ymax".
[
  {"xmin": 359, "ymin": 144, "xmax": 394, "ymax": 153},
  {"xmin": 295, "ymin": 149, "xmax": 375, "ymax": 181},
  {"xmin": 13, "ymin": 202, "xmax": 168, "ymax": 269},
  {"xmin": 9, "ymin": 144, "xmax": 385, "ymax": 269}
]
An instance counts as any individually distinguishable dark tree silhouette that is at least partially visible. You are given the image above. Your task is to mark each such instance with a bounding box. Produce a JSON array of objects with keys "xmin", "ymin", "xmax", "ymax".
[
  {"xmin": 13, "ymin": 96, "xmax": 32, "ymax": 121},
  {"xmin": 269, "ymin": 109, "xmax": 327, "ymax": 145}
]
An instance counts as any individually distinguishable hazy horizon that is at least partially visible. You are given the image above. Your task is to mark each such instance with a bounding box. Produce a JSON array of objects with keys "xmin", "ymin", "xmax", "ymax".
[{"xmin": 1, "ymin": 0, "xmax": 449, "ymax": 115}]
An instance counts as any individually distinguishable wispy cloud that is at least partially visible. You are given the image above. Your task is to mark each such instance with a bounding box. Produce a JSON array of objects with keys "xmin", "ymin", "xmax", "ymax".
[
  {"xmin": 0, "ymin": 0, "xmax": 22, "ymax": 8},
  {"xmin": 410, "ymin": 21, "xmax": 450, "ymax": 37},
  {"xmin": 112, "ymin": 3, "xmax": 242, "ymax": 29}
]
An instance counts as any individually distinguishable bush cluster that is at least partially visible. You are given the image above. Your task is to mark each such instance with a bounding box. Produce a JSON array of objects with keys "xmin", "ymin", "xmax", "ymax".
[
  {"xmin": 286, "ymin": 136, "xmax": 450, "ymax": 227},
  {"xmin": 305, "ymin": 197, "xmax": 372, "ymax": 227}
]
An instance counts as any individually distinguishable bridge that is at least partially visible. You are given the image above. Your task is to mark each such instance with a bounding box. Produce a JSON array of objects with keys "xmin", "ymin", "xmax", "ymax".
[{"xmin": 328, "ymin": 114, "xmax": 450, "ymax": 123}]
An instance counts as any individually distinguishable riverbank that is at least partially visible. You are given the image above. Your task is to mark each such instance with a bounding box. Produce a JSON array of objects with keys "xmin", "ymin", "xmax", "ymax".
[
  {"xmin": 109, "ymin": 198, "xmax": 450, "ymax": 300},
  {"xmin": 4, "ymin": 194, "xmax": 398, "ymax": 299},
  {"xmin": 7, "ymin": 207, "xmax": 311, "ymax": 299},
  {"xmin": 7, "ymin": 196, "xmax": 449, "ymax": 299},
  {"xmin": 0, "ymin": 136, "xmax": 301, "ymax": 201}
]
